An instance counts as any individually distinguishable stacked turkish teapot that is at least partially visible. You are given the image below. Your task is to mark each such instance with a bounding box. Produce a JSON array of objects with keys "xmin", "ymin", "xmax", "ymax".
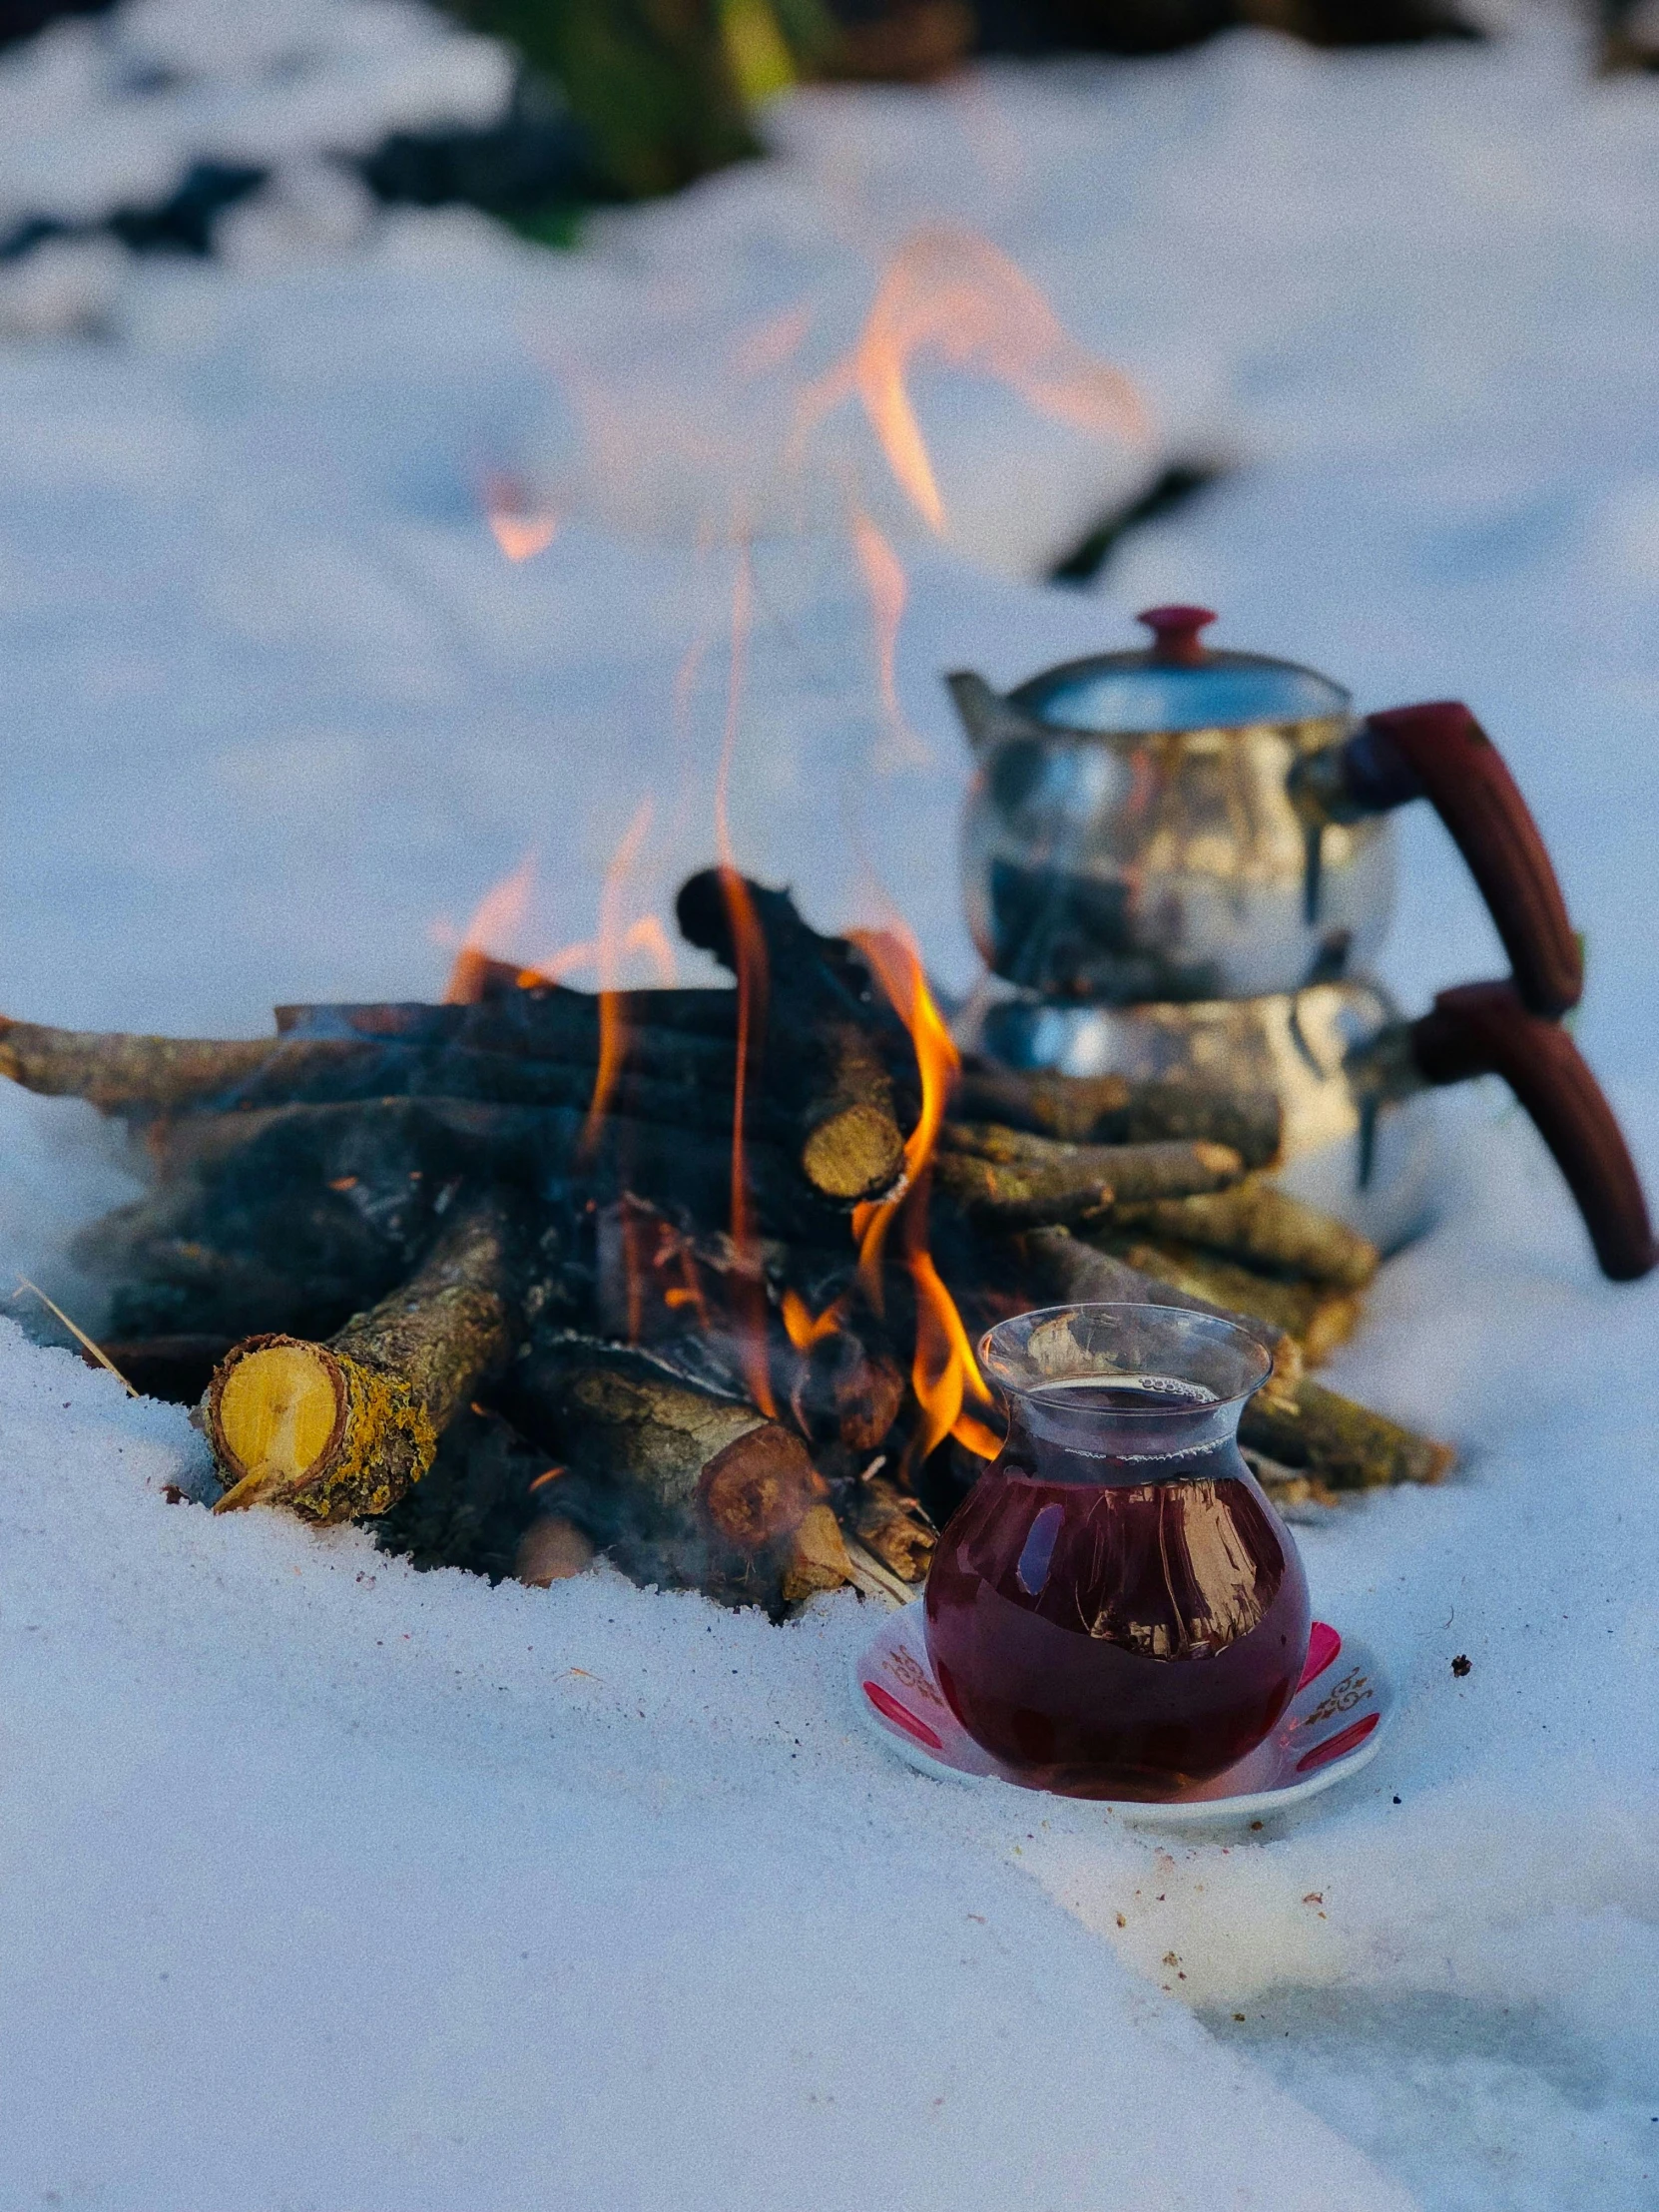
[{"xmin": 949, "ymin": 606, "xmax": 1654, "ymax": 1280}]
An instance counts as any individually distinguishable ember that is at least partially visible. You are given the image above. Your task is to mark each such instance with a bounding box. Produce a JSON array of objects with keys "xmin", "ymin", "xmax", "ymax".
[{"xmin": 0, "ymin": 874, "xmax": 1453, "ymax": 1614}]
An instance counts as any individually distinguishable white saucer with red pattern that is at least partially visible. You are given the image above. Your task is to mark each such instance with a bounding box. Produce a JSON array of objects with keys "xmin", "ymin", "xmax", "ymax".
[{"xmin": 853, "ymin": 1607, "xmax": 1391, "ymax": 1830}]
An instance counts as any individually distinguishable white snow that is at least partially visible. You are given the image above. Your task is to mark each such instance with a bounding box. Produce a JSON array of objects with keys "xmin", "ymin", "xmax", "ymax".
[
  {"xmin": 1, "ymin": 6, "xmax": 1657, "ymax": 2207},
  {"xmin": 0, "ymin": 0, "xmax": 509, "ymax": 235}
]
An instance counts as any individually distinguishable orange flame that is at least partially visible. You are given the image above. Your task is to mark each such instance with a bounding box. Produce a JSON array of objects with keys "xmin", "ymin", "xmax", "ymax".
[
  {"xmin": 665, "ymin": 1244, "xmax": 711, "ymax": 1332},
  {"xmin": 844, "ymin": 923, "xmax": 954, "ymax": 1293},
  {"xmin": 845, "ymin": 922, "xmax": 996, "ymax": 1457},
  {"xmin": 483, "ymin": 471, "xmax": 559, "ymax": 562},
  {"xmin": 444, "ymin": 849, "xmax": 537, "ymax": 1002},
  {"xmin": 906, "ymin": 1236, "xmax": 999, "ymax": 1460},
  {"xmin": 528, "ymin": 915, "xmax": 676, "ymax": 993},
  {"xmin": 850, "ymin": 507, "xmax": 929, "ymax": 772},
  {"xmin": 800, "ymin": 228, "xmax": 1148, "ymax": 535},
  {"xmin": 782, "ymin": 1289, "xmax": 845, "ymax": 1352},
  {"xmin": 714, "ymin": 542, "xmax": 778, "ymax": 1420},
  {"xmin": 730, "ymin": 300, "xmax": 814, "ymax": 380},
  {"xmin": 581, "ymin": 798, "xmax": 656, "ymax": 1157}
]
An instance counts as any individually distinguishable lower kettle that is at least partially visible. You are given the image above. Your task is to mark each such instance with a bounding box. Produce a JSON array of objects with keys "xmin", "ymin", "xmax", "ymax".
[{"xmin": 963, "ymin": 975, "xmax": 1654, "ymax": 1281}]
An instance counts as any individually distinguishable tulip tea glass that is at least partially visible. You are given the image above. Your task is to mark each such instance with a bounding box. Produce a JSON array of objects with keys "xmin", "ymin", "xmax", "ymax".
[{"xmin": 923, "ymin": 1304, "xmax": 1312, "ymax": 1799}]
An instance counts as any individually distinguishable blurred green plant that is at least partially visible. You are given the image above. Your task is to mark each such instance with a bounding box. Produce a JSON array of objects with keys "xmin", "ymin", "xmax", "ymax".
[{"xmin": 446, "ymin": 0, "xmax": 833, "ymax": 202}]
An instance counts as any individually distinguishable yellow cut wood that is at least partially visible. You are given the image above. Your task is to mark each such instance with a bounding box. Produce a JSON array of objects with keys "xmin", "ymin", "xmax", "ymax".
[{"xmin": 208, "ymin": 1198, "xmax": 514, "ymax": 1522}]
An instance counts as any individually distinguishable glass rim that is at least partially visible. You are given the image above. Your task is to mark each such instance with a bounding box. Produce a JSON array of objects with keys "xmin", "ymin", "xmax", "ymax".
[{"xmin": 977, "ymin": 1301, "xmax": 1275, "ymax": 1411}]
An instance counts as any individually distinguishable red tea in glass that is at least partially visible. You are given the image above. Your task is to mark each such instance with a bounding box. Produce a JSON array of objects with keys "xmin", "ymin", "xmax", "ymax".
[{"xmin": 924, "ymin": 1303, "xmax": 1311, "ymax": 1799}]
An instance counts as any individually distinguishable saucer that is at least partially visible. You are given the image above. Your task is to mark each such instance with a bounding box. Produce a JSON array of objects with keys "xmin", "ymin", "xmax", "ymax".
[{"xmin": 853, "ymin": 1607, "xmax": 1391, "ymax": 1831}]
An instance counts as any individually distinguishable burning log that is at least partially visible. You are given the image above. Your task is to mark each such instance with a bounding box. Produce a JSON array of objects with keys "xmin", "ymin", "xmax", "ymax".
[
  {"xmin": 785, "ymin": 1312, "xmax": 908, "ymax": 1456},
  {"xmin": 955, "ymin": 1059, "xmax": 1283, "ymax": 1169},
  {"xmin": 675, "ymin": 869, "xmax": 912, "ymax": 1205},
  {"xmin": 137, "ymin": 1093, "xmax": 849, "ymax": 1262},
  {"xmin": 799, "ymin": 1024, "xmax": 907, "ymax": 1202},
  {"xmin": 374, "ymin": 1400, "xmax": 572, "ymax": 1583},
  {"xmin": 6, "ymin": 859, "xmax": 1436, "ymax": 1619},
  {"xmin": 1109, "ymin": 1179, "xmax": 1380, "ymax": 1290},
  {"xmin": 503, "ymin": 1337, "xmax": 827, "ymax": 1560},
  {"xmin": 207, "ymin": 1197, "xmax": 517, "ymax": 1521}
]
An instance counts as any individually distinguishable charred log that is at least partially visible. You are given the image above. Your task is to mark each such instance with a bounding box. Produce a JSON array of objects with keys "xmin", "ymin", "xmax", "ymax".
[
  {"xmin": 675, "ymin": 869, "xmax": 913, "ymax": 1204},
  {"xmin": 502, "ymin": 1335, "xmax": 824, "ymax": 1557}
]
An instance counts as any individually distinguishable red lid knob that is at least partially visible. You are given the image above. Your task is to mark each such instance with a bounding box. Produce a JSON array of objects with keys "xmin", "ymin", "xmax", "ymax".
[{"xmin": 1137, "ymin": 605, "xmax": 1216, "ymax": 666}]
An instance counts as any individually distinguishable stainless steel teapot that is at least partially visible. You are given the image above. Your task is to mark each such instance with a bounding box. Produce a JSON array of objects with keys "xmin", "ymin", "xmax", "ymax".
[{"xmin": 949, "ymin": 607, "xmax": 1654, "ymax": 1278}]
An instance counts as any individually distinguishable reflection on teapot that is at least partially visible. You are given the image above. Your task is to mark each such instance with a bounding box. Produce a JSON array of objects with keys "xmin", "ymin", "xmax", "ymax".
[{"xmin": 950, "ymin": 608, "xmax": 1653, "ymax": 1278}]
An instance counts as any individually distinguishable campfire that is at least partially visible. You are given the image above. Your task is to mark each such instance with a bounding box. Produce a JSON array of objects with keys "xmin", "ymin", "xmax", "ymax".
[{"xmin": 0, "ymin": 869, "xmax": 1451, "ymax": 1615}]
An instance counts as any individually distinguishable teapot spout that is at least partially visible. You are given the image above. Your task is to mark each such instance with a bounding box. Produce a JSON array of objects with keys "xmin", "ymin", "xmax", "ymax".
[{"xmin": 945, "ymin": 670, "xmax": 1038, "ymax": 757}]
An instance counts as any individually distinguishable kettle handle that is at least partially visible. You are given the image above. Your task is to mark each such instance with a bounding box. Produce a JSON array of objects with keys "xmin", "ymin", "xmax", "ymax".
[
  {"xmin": 1409, "ymin": 979, "xmax": 1655, "ymax": 1282},
  {"xmin": 1328, "ymin": 703, "xmax": 1582, "ymax": 1019}
]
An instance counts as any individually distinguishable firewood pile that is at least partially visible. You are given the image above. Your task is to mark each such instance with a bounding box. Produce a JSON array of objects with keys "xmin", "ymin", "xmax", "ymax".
[{"xmin": 0, "ymin": 868, "xmax": 1452, "ymax": 1615}]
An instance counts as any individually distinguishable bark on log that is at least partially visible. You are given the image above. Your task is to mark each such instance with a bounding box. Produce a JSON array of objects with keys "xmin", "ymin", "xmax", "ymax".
[
  {"xmin": 1, "ymin": 1013, "xmax": 761, "ymax": 1135},
  {"xmin": 1110, "ymin": 1179, "xmax": 1379, "ymax": 1290},
  {"xmin": 850, "ymin": 1472, "xmax": 937, "ymax": 1583},
  {"xmin": 0, "ymin": 1018, "xmax": 361, "ymax": 1117},
  {"xmin": 933, "ymin": 1147, "xmax": 1116, "ymax": 1229},
  {"xmin": 799, "ymin": 1023, "xmax": 907, "ymax": 1202},
  {"xmin": 935, "ymin": 1127, "xmax": 1244, "ymax": 1226},
  {"xmin": 780, "ymin": 1502, "xmax": 854, "ymax": 1603},
  {"xmin": 675, "ymin": 870, "xmax": 913, "ymax": 1205},
  {"xmin": 1240, "ymin": 1447, "xmax": 1338, "ymax": 1511},
  {"xmin": 1022, "ymin": 1226, "xmax": 1302, "ymax": 1396},
  {"xmin": 941, "ymin": 1122, "xmax": 1244, "ymax": 1200},
  {"xmin": 955, "ymin": 1059, "xmax": 1282, "ymax": 1169},
  {"xmin": 85, "ymin": 1334, "xmax": 234, "ymax": 1404},
  {"xmin": 142, "ymin": 1095, "xmax": 848, "ymax": 1249},
  {"xmin": 1239, "ymin": 1378, "xmax": 1454, "ymax": 1491},
  {"xmin": 1022, "ymin": 1229, "xmax": 1448, "ymax": 1490},
  {"xmin": 504, "ymin": 1337, "xmax": 824, "ymax": 1555},
  {"xmin": 1088, "ymin": 1233, "xmax": 1365, "ymax": 1364},
  {"xmin": 207, "ymin": 1198, "xmax": 518, "ymax": 1521}
]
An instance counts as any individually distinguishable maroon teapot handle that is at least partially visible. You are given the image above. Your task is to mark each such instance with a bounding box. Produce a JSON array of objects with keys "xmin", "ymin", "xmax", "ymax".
[
  {"xmin": 1337, "ymin": 703, "xmax": 1582, "ymax": 1019},
  {"xmin": 1409, "ymin": 979, "xmax": 1655, "ymax": 1281}
]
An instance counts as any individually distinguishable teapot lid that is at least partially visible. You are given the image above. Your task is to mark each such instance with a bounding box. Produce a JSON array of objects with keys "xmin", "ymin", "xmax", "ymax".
[{"xmin": 1011, "ymin": 607, "xmax": 1350, "ymax": 736}]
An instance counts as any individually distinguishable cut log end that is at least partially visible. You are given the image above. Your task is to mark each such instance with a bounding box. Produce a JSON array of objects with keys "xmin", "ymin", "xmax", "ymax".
[
  {"xmin": 780, "ymin": 1501, "xmax": 852, "ymax": 1604},
  {"xmin": 208, "ymin": 1335, "xmax": 435, "ymax": 1522},
  {"xmin": 699, "ymin": 1422, "xmax": 824, "ymax": 1550},
  {"xmin": 515, "ymin": 1515, "xmax": 598, "ymax": 1587},
  {"xmin": 800, "ymin": 1101, "xmax": 906, "ymax": 1202}
]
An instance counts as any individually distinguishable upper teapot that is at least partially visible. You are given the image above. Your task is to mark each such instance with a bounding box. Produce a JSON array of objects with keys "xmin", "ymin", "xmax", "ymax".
[{"xmin": 949, "ymin": 605, "xmax": 1582, "ymax": 1018}]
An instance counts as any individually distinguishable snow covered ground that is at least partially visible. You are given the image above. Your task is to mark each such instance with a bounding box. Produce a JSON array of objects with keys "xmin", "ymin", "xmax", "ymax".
[{"xmin": 2, "ymin": 5, "xmax": 1658, "ymax": 2205}]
